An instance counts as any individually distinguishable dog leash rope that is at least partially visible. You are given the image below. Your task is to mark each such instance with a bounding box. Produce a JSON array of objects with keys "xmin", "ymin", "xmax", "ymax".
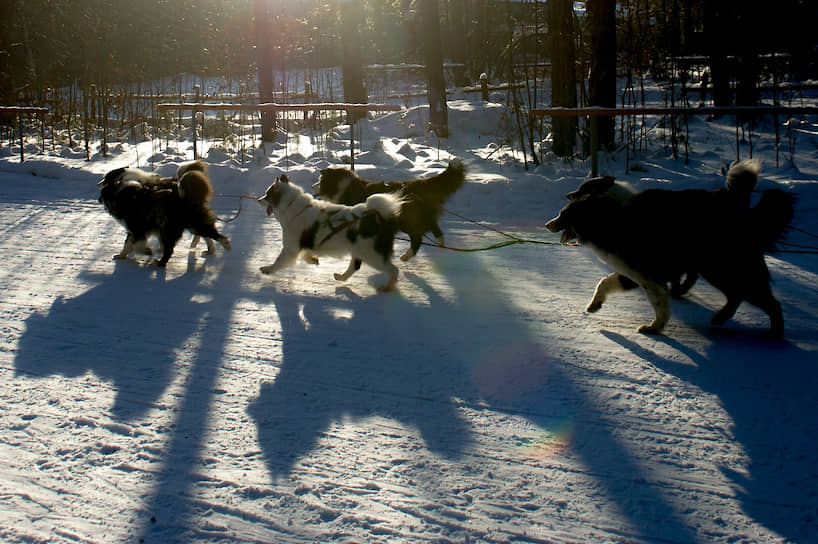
[
  {"xmin": 791, "ymin": 226, "xmax": 818, "ymax": 240},
  {"xmin": 212, "ymin": 194, "xmax": 257, "ymax": 223}
]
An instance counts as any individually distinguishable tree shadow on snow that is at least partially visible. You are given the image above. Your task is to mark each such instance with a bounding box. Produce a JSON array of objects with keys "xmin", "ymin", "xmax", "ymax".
[
  {"xmin": 13, "ymin": 257, "xmax": 213, "ymax": 420},
  {"xmin": 248, "ymin": 251, "xmax": 698, "ymax": 542},
  {"xmin": 602, "ymin": 329, "xmax": 818, "ymax": 543}
]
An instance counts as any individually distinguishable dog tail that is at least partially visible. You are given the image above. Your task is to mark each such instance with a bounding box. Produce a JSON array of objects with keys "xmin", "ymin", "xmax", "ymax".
[
  {"xmin": 726, "ymin": 159, "xmax": 760, "ymax": 208},
  {"xmin": 177, "ymin": 160, "xmax": 208, "ymax": 180},
  {"xmin": 436, "ymin": 157, "xmax": 466, "ymax": 197},
  {"xmin": 750, "ymin": 189, "xmax": 795, "ymax": 252},
  {"xmin": 409, "ymin": 158, "xmax": 466, "ymax": 201},
  {"xmin": 364, "ymin": 192, "xmax": 403, "ymax": 220},
  {"xmin": 178, "ymin": 169, "xmax": 215, "ymax": 207}
]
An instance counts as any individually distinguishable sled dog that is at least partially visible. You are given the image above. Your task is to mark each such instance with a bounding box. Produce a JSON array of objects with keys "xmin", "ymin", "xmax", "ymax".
[
  {"xmin": 545, "ymin": 160, "xmax": 794, "ymax": 337},
  {"xmin": 259, "ymin": 174, "xmax": 403, "ymax": 291},
  {"xmin": 313, "ymin": 158, "xmax": 465, "ymax": 260},
  {"xmin": 98, "ymin": 161, "xmax": 230, "ymax": 266}
]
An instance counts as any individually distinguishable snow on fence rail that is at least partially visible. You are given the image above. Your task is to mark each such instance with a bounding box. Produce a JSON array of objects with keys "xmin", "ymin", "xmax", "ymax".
[
  {"xmin": 156, "ymin": 102, "xmax": 403, "ymax": 167},
  {"xmin": 0, "ymin": 106, "xmax": 49, "ymax": 162},
  {"xmin": 531, "ymin": 105, "xmax": 818, "ymax": 175}
]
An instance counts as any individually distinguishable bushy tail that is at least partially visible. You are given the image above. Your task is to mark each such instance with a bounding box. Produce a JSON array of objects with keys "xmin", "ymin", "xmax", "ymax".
[
  {"xmin": 725, "ymin": 159, "xmax": 760, "ymax": 209},
  {"xmin": 364, "ymin": 192, "xmax": 403, "ymax": 220},
  {"xmin": 750, "ymin": 189, "xmax": 795, "ymax": 252},
  {"xmin": 413, "ymin": 158, "xmax": 466, "ymax": 201},
  {"xmin": 178, "ymin": 170, "xmax": 214, "ymax": 207}
]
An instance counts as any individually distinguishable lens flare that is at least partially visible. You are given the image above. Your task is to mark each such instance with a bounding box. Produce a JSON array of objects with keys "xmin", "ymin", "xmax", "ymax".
[{"xmin": 518, "ymin": 423, "xmax": 574, "ymax": 460}]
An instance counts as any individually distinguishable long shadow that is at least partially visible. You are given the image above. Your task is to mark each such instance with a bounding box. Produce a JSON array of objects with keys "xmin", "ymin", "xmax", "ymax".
[
  {"xmin": 603, "ymin": 329, "xmax": 818, "ymax": 543},
  {"xmin": 129, "ymin": 225, "xmax": 265, "ymax": 541},
  {"xmin": 14, "ymin": 258, "xmax": 209, "ymax": 420},
  {"xmin": 248, "ymin": 250, "xmax": 698, "ymax": 542},
  {"xmin": 14, "ymin": 209, "xmax": 262, "ymax": 541}
]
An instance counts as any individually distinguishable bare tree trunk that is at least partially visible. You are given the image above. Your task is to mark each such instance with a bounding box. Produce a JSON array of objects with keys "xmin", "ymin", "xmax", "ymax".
[
  {"xmin": 0, "ymin": 1, "xmax": 15, "ymax": 106},
  {"xmin": 548, "ymin": 0, "xmax": 577, "ymax": 157},
  {"xmin": 704, "ymin": 2, "xmax": 732, "ymax": 107},
  {"xmin": 421, "ymin": 0, "xmax": 449, "ymax": 137},
  {"xmin": 447, "ymin": 0, "xmax": 469, "ymax": 86},
  {"xmin": 254, "ymin": 0, "xmax": 276, "ymax": 142},
  {"xmin": 587, "ymin": 0, "xmax": 616, "ymax": 150},
  {"xmin": 341, "ymin": 0, "xmax": 368, "ymax": 123}
]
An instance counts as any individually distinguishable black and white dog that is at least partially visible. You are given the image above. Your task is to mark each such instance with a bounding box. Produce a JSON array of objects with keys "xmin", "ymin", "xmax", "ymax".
[
  {"xmin": 546, "ymin": 160, "xmax": 794, "ymax": 337},
  {"xmin": 98, "ymin": 161, "xmax": 230, "ymax": 266},
  {"xmin": 258, "ymin": 175, "xmax": 403, "ymax": 291}
]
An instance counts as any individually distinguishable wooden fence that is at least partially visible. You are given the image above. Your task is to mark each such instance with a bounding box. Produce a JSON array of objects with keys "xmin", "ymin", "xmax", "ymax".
[
  {"xmin": 156, "ymin": 102, "xmax": 403, "ymax": 168},
  {"xmin": 0, "ymin": 106, "xmax": 49, "ymax": 162},
  {"xmin": 531, "ymin": 105, "xmax": 818, "ymax": 175}
]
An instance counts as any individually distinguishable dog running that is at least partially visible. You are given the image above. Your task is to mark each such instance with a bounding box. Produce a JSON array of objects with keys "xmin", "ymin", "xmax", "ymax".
[
  {"xmin": 259, "ymin": 174, "xmax": 403, "ymax": 291},
  {"xmin": 312, "ymin": 158, "xmax": 465, "ymax": 260},
  {"xmin": 98, "ymin": 160, "xmax": 231, "ymax": 266},
  {"xmin": 546, "ymin": 160, "xmax": 794, "ymax": 337}
]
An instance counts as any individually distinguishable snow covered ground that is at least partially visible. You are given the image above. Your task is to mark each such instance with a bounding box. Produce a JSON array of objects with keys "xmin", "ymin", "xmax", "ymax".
[{"xmin": 1, "ymin": 92, "xmax": 818, "ymax": 543}]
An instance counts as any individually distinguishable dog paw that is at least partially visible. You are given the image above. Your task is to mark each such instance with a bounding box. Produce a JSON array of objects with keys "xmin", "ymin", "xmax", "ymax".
[
  {"xmin": 333, "ymin": 272, "xmax": 348, "ymax": 281},
  {"xmin": 400, "ymin": 252, "xmax": 413, "ymax": 261},
  {"xmin": 260, "ymin": 265, "xmax": 275, "ymax": 275},
  {"xmin": 113, "ymin": 254, "xmax": 128, "ymax": 260},
  {"xmin": 220, "ymin": 239, "xmax": 232, "ymax": 251},
  {"xmin": 586, "ymin": 300, "xmax": 603, "ymax": 313},
  {"xmin": 637, "ymin": 324, "xmax": 663, "ymax": 335},
  {"xmin": 710, "ymin": 311, "xmax": 730, "ymax": 326},
  {"xmin": 306, "ymin": 256, "xmax": 320, "ymax": 265}
]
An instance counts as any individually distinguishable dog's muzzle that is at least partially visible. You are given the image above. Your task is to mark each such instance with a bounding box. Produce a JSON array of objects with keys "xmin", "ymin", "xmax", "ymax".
[
  {"xmin": 258, "ymin": 196, "xmax": 274, "ymax": 216},
  {"xmin": 545, "ymin": 217, "xmax": 576, "ymax": 245}
]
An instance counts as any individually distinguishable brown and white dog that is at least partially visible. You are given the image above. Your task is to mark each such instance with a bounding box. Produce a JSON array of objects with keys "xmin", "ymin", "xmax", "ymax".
[
  {"xmin": 546, "ymin": 160, "xmax": 794, "ymax": 337},
  {"xmin": 312, "ymin": 159, "xmax": 465, "ymax": 260}
]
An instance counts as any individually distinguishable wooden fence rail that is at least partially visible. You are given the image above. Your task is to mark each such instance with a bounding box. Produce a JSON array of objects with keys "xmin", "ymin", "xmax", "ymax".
[
  {"xmin": 156, "ymin": 102, "xmax": 403, "ymax": 167},
  {"xmin": 530, "ymin": 105, "xmax": 818, "ymax": 175},
  {"xmin": 1, "ymin": 106, "xmax": 49, "ymax": 162}
]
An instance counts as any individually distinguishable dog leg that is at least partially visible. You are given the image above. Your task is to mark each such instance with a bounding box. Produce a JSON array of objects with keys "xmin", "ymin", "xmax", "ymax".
[
  {"xmin": 638, "ymin": 282, "xmax": 671, "ymax": 334},
  {"xmin": 431, "ymin": 223, "xmax": 445, "ymax": 246},
  {"xmin": 191, "ymin": 220, "xmax": 231, "ymax": 253},
  {"xmin": 133, "ymin": 238, "xmax": 153, "ymax": 255},
  {"xmin": 190, "ymin": 235, "xmax": 201, "ymax": 249},
  {"xmin": 711, "ymin": 297, "xmax": 741, "ymax": 326},
  {"xmin": 400, "ymin": 235, "xmax": 422, "ymax": 261},
  {"xmin": 115, "ymin": 234, "xmax": 136, "ymax": 259},
  {"xmin": 376, "ymin": 261, "xmax": 400, "ymax": 292},
  {"xmin": 363, "ymin": 256, "xmax": 399, "ymax": 291},
  {"xmin": 334, "ymin": 257, "xmax": 362, "ymax": 282},
  {"xmin": 670, "ymin": 271, "xmax": 698, "ymax": 298},
  {"xmin": 744, "ymin": 290, "xmax": 784, "ymax": 340},
  {"xmin": 587, "ymin": 273, "xmax": 637, "ymax": 312},
  {"xmin": 260, "ymin": 250, "xmax": 299, "ymax": 275},
  {"xmin": 155, "ymin": 228, "xmax": 184, "ymax": 267}
]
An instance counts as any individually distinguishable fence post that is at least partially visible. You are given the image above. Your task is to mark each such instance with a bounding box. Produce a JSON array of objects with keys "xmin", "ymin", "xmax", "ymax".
[
  {"xmin": 193, "ymin": 85, "xmax": 200, "ymax": 160},
  {"xmin": 18, "ymin": 113, "xmax": 23, "ymax": 162},
  {"xmin": 348, "ymin": 110, "xmax": 355, "ymax": 170},
  {"xmin": 590, "ymin": 116, "xmax": 598, "ymax": 177}
]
